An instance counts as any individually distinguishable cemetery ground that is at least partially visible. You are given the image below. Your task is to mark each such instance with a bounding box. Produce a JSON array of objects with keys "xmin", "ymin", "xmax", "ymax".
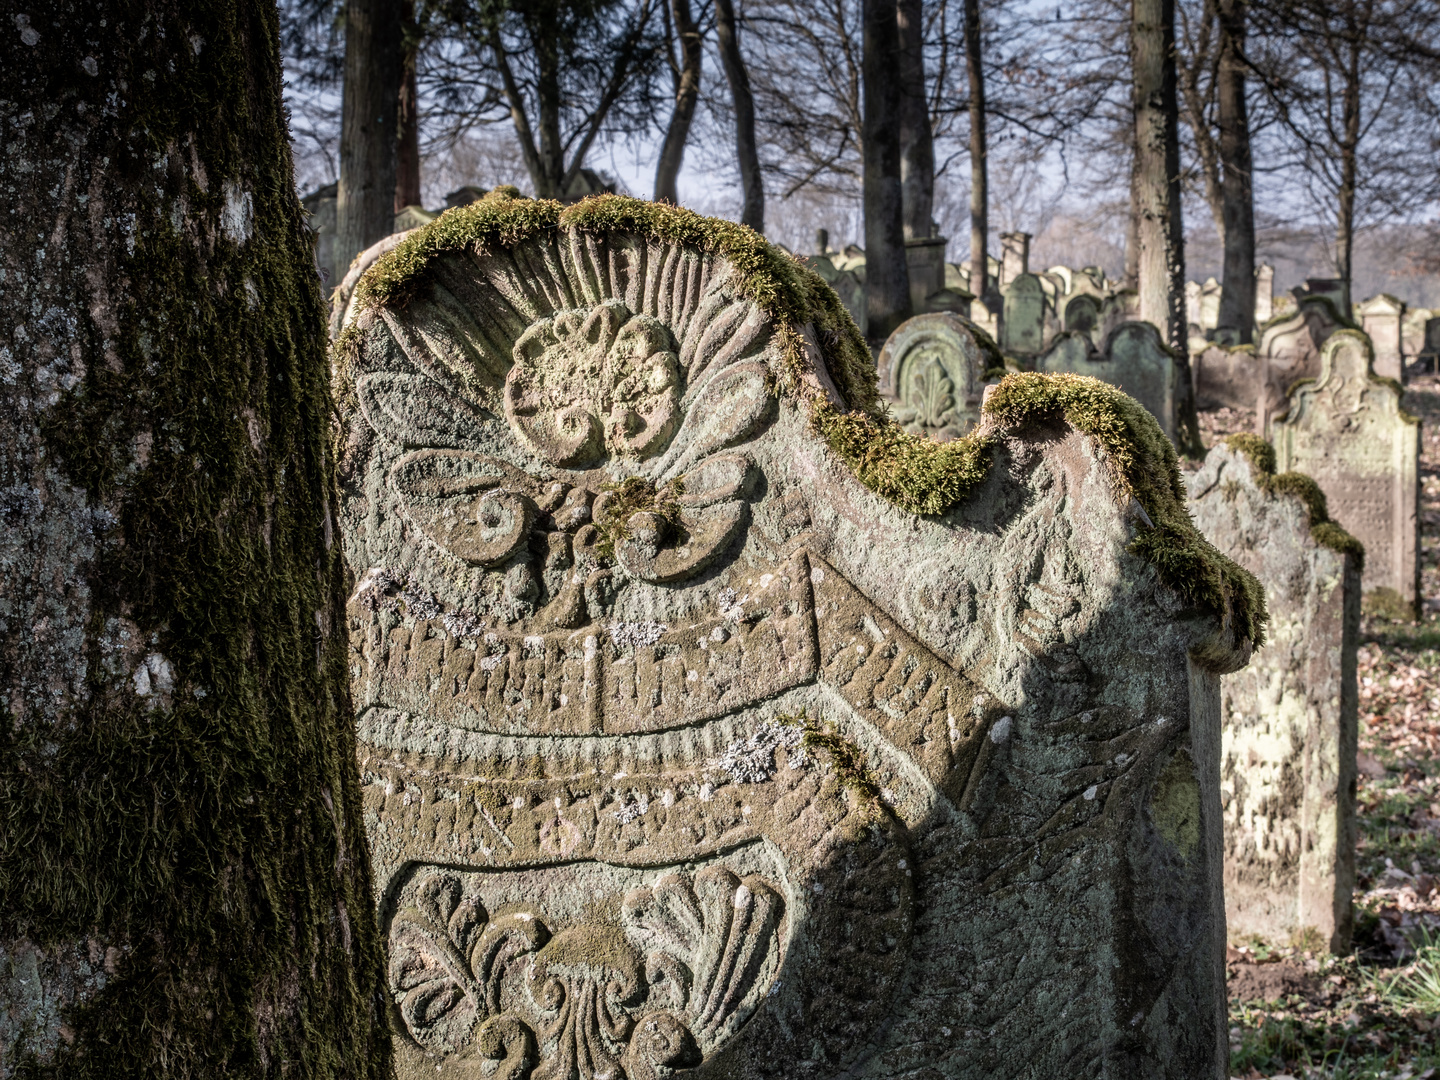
[{"xmin": 1197, "ymin": 374, "xmax": 1440, "ymax": 1079}]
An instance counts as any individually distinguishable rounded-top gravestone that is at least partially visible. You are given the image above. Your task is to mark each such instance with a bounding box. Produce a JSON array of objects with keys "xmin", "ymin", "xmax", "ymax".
[
  {"xmin": 336, "ymin": 193, "xmax": 1261, "ymax": 1080},
  {"xmin": 876, "ymin": 312, "xmax": 1000, "ymax": 441}
]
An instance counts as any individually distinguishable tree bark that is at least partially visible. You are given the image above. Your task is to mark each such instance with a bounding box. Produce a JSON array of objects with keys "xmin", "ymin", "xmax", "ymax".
[
  {"xmin": 655, "ymin": 0, "xmax": 703, "ymax": 204},
  {"xmin": 1216, "ymin": 0, "xmax": 1256, "ymax": 341},
  {"xmin": 1132, "ymin": 0, "xmax": 1203, "ymax": 453},
  {"xmin": 716, "ymin": 0, "xmax": 764, "ymax": 231},
  {"xmin": 1124, "ymin": 144, "xmax": 1141, "ymax": 290},
  {"xmin": 338, "ymin": 0, "xmax": 404, "ymax": 276},
  {"xmin": 395, "ymin": 0, "xmax": 422, "ymax": 212},
  {"xmin": 1335, "ymin": 23, "xmax": 1362, "ymax": 315},
  {"xmin": 964, "ymin": 0, "xmax": 995, "ymax": 308},
  {"xmin": 897, "ymin": 0, "xmax": 935, "ymax": 240},
  {"xmin": 863, "ymin": 0, "xmax": 913, "ymax": 342},
  {"xmin": 0, "ymin": 2, "xmax": 392, "ymax": 1075},
  {"xmin": 1177, "ymin": 0, "xmax": 1227, "ymax": 245}
]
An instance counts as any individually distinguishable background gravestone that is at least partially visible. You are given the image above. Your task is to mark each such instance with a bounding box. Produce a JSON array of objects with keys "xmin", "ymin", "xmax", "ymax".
[
  {"xmin": 1189, "ymin": 439, "xmax": 1361, "ymax": 953},
  {"xmin": 337, "ymin": 193, "xmax": 1260, "ymax": 1080},
  {"xmin": 1356, "ymin": 294, "xmax": 1406, "ymax": 383},
  {"xmin": 1064, "ymin": 293, "xmax": 1101, "ymax": 338},
  {"xmin": 877, "ymin": 312, "xmax": 1003, "ymax": 440},
  {"xmin": 1273, "ymin": 331, "xmax": 1421, "ymax": 615},
  {"xmin": 1035, "ymin": 321, "xmax": 1180, "ymax": 444},
  {"xmin": 1001, "ymin": 272, "xmax": 1046, "ymax": 355}
]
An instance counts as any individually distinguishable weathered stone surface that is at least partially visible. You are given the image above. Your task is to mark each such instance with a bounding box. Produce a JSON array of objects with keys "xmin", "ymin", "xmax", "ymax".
[
  {"xmin": 1188, "ymin": 443, "xmax": 1360, "ymax": 952},
  {"xmin": 877, "ymin": 313, "xmax": 1000, "ymax": 440},
  {"xmin": 1273, "ymin": 332, "xmax": 1422, "ymax": 612},
  {"xmin": 1256, "ymin": 296, "xmax": 1344, "ymax": 419},
  {"xmin": 1000, "ymin": 272, "xmax": 1046, "ymax": 355},
  {"xmin": 337, "ymin": 196, "xmax": 1255, "ymax": 1079},
  {"xmin": 1356, "ymin": 293, "xmax": 1405, "ymax": 383},
  {"xmin": 1036, "ymin": 322, "xmax": 1181, "ymax": 443}
]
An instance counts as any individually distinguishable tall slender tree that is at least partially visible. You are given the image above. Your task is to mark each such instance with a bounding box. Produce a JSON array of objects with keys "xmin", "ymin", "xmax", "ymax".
[
  {"xmin": 1215, "ymin": 0, "xmax": 1256, "ymax": 340},
  {"xmin": 863, "ymin": 0, "xmax": 913, "ymax": 341},
  {"xmin": 715, "ymin": 0, "xmax": 764, "ymax": 230},
  {"xmin": 1132, "ymin": 0, "xmax": 1203, "ymax": 452},
  {"xmin": 395, "ymin": 0, "xmax": 423, "ymax": 210},
  {"xmin": 964, "ymin": 0, "xmax": 996, "ymax": 307},
  {"xmin": 897, "ymin": 0, "xmax": 935, "ymax": 240},
  {"xmin": 337, "ymin": 0, "xmax": 405, "ymax": 273},
  {"xmin": 0, "ymin": 0, "xmax": 392, "ymax": 1073},
  {"xmin": 654, "ymin": 0, "xmax": 704, "ymax": 203}
]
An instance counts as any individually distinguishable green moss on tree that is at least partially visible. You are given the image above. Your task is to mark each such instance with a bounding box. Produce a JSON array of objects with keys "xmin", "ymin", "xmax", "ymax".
[
  {"xmin": 0, "ymin": 3, "xmax": 390, "ymax": 1076},
  {"xmin": 1223, "ymin": 433, "xmax": 1366, "ymax": 570}
]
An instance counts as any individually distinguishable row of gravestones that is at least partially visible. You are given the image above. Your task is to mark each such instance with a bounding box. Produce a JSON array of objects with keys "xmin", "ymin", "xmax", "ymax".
[
  {"xmin": 880, "ymin": 311, "xmax": 1421, "ymax": 614},
  {"xmin": 329, "ymin": 196, "xmax": 1413, "ymax": 1078},
  {"xmin": 881, "ymin": 307, "xmax": 1421, "ymax": 962}
]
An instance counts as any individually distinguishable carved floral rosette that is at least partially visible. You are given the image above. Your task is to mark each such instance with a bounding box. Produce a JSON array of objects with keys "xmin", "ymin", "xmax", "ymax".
[{"xmin": 338, "ymin": 198, "xmax": 1243, "ymax": 1079}]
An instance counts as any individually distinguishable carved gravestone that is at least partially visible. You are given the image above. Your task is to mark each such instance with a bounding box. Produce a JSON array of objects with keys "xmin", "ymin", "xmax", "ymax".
[
  {"xmin": 1356, "ymin": 294, "xmax": 1405, "ymax": 383},
  {"xmin": 337, "ymin": 195, "xmax": 1256, "ymax": 1079},
  {"xmin": 1035, "ymin": 322, "xmax": 1180, "ymax": 444},
  {"xmin": 1000, "ymin": 272, "xmax": 1046, "ymax": 355},
  {"xmin": 1188, "ymin": 441, "xmax": 1360, "ymax": 952},
  {"xmin": 1063, "ymin": 293, "xmax": 1101, "ymax": 338},
  {"xmin": 877, "ymin": 313, "xmax": 998, "ymax": 441},
  {"xmin": 1273, "ymin": 331, "xmax": 1421, "ymax": 614}
]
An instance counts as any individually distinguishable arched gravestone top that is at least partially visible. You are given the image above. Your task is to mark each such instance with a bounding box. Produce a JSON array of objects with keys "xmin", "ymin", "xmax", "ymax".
[
  {"xmin": 1273, "ymin": 330, "xmax": 1421, "ymax": 612},
  {"xmin": 876, "ymin": 312, "xmax": 1003, "ymax": 441},
  {"xmin": 1000, "ymin": 272, "xmax": 1046, "ymax": 355},
  {"xmin": 337, "ymin": 193, "xmax": 1262, "ymax": 1080},
  {"xmin": 1034, "ymin": 322, "xmax": 1180, "ymax": 444},
  {"xmin": 1063, "ymin": 293, "xmax": 1101, "ymax": 336}
]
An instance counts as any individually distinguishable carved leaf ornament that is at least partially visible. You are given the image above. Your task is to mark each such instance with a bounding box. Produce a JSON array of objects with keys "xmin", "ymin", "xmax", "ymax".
[{"xmin": 388, "ymin": 868, "xmax": 781, "ymax": 1079}]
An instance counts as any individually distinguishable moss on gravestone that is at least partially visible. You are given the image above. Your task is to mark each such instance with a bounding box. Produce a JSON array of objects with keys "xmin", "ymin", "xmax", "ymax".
[
  {"xmin": 1224, "ymin": 433, "xmax": 1366, "ymax": 571},
  {"xmin": 346, "ymin": 193, "xmax": 1266, "ymax": 650}
]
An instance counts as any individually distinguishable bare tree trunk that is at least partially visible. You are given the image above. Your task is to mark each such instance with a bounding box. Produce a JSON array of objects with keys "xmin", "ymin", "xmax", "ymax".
[
  {"xmin": 1133, "ymin": 0, "xmax": 1203, "ymax": 452},
  {"xmin": 0, "ymin": 1, "xmax": 392, "ymax": 1074},
  {"xmin": 716, "ymin": 0, "xmax": 764, "ymax": 231},
  {"xmin": 1177, "ymin": 0, "xmax": 1226, "ymax": 244},
  {"xmin": 1124, "ymin": 144, "xmax": 1141, "ymax": 290},
  {"xmin": 864, "ymin": 0, "xmax": 913, "ymax": 342},
  {"xmin": 1216, "ymin": 0, "xmax": 1256, "ymax": 341},
  {"xmin": 338, "ymin": 0, "xmax": 404, "ymax": 274},
  {"xmin": 536, "ymin": 27, "xmax": 566, "ymax": 197},
  {"xmin": 395, "ymin": 0, "xmax": 422, "ymax": 212},
  {"xmin": 1335, "ymin": 30, "xmax": 1362, "ymax": 314},
  {"xmin": 897, "ymin": 0, "xmax": 935, "ymax": 240},
  {"xmin": 964, "ymin": 0, "xmax": 994, "ymax": 307},
  {"xmin": 655, "ymin": 0, "xmax": 703, "ymax": 204}
]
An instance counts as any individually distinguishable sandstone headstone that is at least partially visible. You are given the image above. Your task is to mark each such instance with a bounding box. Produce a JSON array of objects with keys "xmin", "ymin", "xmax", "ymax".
[
  {"xmin": 1356, "ymin": 293, "xmax": 1406, "ymax": 382},
  {"xmin": 1036, "ymin": 321, "xmax": 1180, "ymax": 443},
  {"xmin": 336, "ymin": 196, "xmax": 1256, "ymax": 1079},
  {"xmin": 1256, "ymin": 295, "xmax": 1344, "ymax": 423},
  {"xmin": 999, "ymin": 230, "xmax": 1030, "ymax": 288},
  {"xmin": 1188, "ymin": 441, "xmax": 1360, "ymax": 952},
  {"xmin": 1192, "ymin": 343, "xmax": 1262, "ymax": 413},
  {"xmin": 1273, "ymin": 331, "xmax": 1421, "ymax": 613},
  {"xmin": 1064, "ymin": 293, "xmax": 1101, "ymax": 338},
  {"xmin": 877, "ymin": 313, "xmax": 998, "ymax": 440},
  {"xmin": 1255, "ymin": 265, "xmax": 1275, "ymax": 324},
  {"xmin": 1001, "ymin": 272, "xmax": 1046, "ymax": 355}
]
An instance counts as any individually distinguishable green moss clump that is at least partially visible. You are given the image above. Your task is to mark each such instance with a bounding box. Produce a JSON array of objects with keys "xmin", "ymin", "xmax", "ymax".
[
  {"xmin": 986, "ymin": 374, "xmax": 1268, "ymax": 649},
  {"xmin": 594, "ymin": 476, "xmax": 685, "ymax": 557},
  {"xmin": 1222, "ymin": 434, "xmax": 1366, "ymax": 570}
]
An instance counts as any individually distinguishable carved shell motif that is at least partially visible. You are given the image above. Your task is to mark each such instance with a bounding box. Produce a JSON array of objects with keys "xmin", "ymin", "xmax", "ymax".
[{"xmin": 388, "ymin": 866, "xmax": 784, "ymax": 1080}]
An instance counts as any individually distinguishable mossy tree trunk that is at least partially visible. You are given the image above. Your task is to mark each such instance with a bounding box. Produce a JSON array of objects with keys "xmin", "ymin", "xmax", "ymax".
[
  {"xmin": 964, "ymin": 0, "xmax": 996, "ymax": 309},
  {"xmin": 395, "ymin": 0, "xmax": 423, "ymax": 212},
  {"xmin": 0, "ymin": 3, "xmax": 392, "ymax": 1077},
  {"xmin": 654, "ymin": 0, "xmax": 703, "ymax": 205}
]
